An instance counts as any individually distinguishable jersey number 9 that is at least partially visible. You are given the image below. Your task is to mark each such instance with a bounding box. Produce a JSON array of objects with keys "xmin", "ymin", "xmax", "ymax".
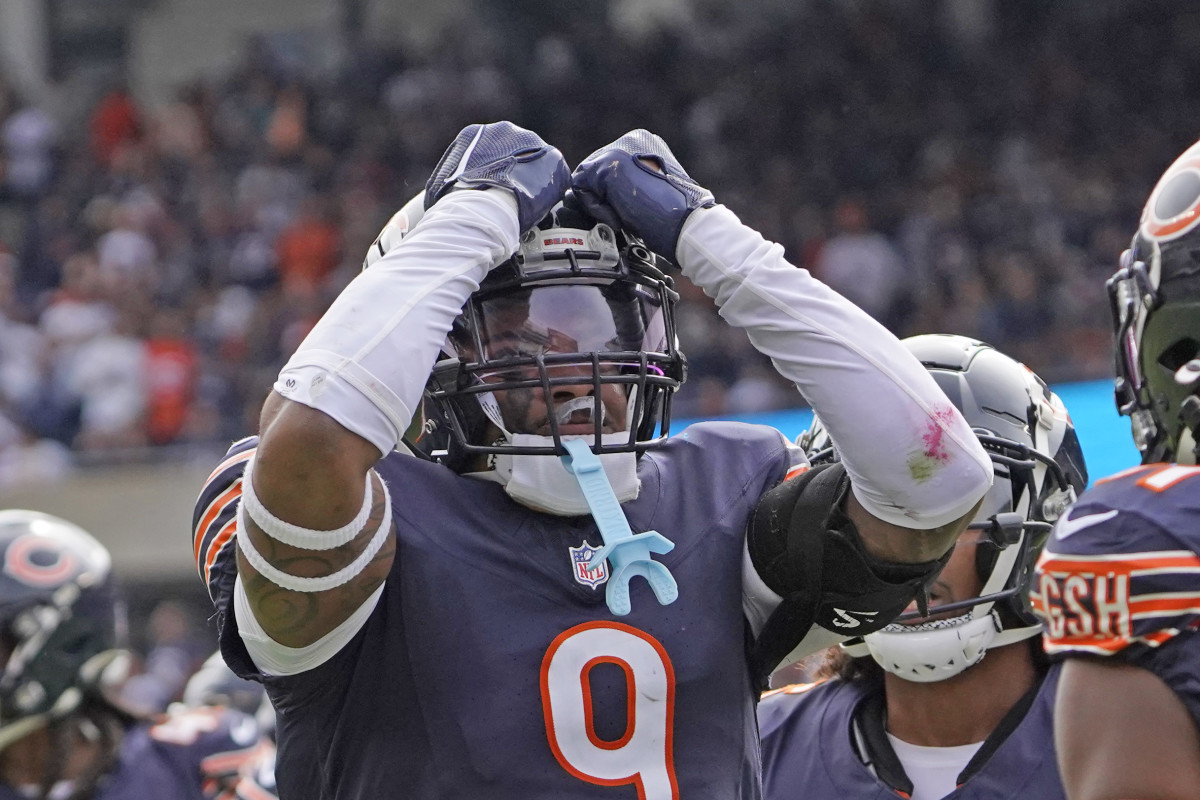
[{"xmin": 541, "ymin": 621, "xmax": 679, "ymax": 799}]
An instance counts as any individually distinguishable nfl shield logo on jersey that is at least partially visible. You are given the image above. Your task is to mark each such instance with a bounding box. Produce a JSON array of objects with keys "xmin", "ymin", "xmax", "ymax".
[{"xmin": 569, "ymin": 541, "xmax": 609, "ymax": 589}]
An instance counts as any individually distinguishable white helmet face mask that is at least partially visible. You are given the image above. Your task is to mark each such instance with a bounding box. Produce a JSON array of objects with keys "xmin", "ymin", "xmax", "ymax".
[{"xmin": 826, "ymin": 335, "xmax": 1088, "ymax": 682}]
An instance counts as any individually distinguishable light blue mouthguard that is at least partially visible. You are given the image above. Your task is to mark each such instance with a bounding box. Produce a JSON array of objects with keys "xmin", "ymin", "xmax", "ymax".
[{"xmin": 560, "ymin": 439, "xmax": 678, "ymax": 616}]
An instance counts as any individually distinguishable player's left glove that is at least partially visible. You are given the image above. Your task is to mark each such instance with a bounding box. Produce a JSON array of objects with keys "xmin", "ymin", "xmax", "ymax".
[
  {"xmin": 425, "ymin": 121, "xmax": 570, "ymax": 233},
  {"xmin": 571, "ymin": 129, "xmax": 715, "ymax": 259}
]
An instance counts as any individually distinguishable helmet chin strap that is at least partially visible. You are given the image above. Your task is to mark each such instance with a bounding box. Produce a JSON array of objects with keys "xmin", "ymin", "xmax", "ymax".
[
  {"xmin": 493, "ymin": 435, "xmax": 641, "ymax": 516},
  {"xmin": 846, "ymin": 522, "xmax": 1041, "ymax": 682},
  {"xmin": 476, "ymin": 390, "xmax": 643, "ymax": 515},
  {"xmin": 846, "ymin": 611, "xmax": 1000, "ymax": 683}
]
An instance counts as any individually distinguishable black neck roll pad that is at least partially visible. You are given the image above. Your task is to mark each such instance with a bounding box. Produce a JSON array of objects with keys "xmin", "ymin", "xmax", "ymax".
[{"xmin": 747, "ymin": 462, "xmax": 951, "ymax": 685}]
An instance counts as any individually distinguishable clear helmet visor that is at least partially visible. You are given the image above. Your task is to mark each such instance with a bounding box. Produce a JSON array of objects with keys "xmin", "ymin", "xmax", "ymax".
[{"xmin": 466, "ymin": 283, "xmax": 667, "ymax": 366}]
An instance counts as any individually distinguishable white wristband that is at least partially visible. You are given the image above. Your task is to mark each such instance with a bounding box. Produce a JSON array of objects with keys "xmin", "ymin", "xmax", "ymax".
[
  {"xmin": 241, "ymin": 455, "xmax": 371, "ymax": 550},
  {"xmin": 235, "ymin": 474, "xmax": 393, "ymax": 593}
]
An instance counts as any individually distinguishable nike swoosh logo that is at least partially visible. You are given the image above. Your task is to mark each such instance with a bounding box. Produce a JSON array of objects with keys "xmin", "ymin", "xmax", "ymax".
[
  {"xmin": 830, "ymin": 608, "xmax": 878, "ymax": 629},
  {"xmin": 1054, "ymin": 509, "xmax": 1119, "ymax": 541}
]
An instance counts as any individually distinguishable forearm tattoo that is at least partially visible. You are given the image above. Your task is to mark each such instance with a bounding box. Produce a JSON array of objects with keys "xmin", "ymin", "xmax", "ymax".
[{"xmin": 239, "ymin": 472, "xmax": 395, "ymax": 638}]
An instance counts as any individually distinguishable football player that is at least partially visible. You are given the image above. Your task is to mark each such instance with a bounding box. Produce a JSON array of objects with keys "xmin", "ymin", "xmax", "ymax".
[
  {"xmin": 760, "ymin": 335, "xmax": 1086, "ymax": 800},
  {"xmin": 182, "ymin": 651, "xmax": 268, "ymax": 720},
  {"xmin": 0, "ymin": 510, "xmax": 270, "ymax": 800},
  {"xmin": 1032, "ymin": 139, "xmax": 1200, "ymax": 799},
  {"xmin": 181, "ymin": 652, "xmax": 279, "ymax": 800},
  {"xmin": 193, "ymin": 122, "xmax": 994, "ymax": 798}
]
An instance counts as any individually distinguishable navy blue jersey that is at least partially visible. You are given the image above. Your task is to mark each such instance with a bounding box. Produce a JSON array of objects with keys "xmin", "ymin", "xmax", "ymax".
[
  {"xmin": 1033, "ymin": 463, "xmax": 1200, "ymax": 729},
  {"xmin": 0, "ymin": 706, "xmax": 272, "ymax": 800},
  {"xmin": 194, "ymin": 422, "xmax": 800, "ymax": 800},
  {"xmin": 758, "ymin": 667, "xmax": 1064, "ymax": 799}
]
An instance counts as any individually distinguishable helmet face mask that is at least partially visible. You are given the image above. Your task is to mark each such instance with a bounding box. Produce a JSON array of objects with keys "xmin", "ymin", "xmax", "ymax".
[
  {"xmin": 827, "ymin": 335, "xmax": 1088, "ymax": 682},
  {"xmin": 1112, "ymin": 141, "xmax": 1200, "ymax": 465},
  {"xmin": 420, "ymin": 206, "xmax": 687, "ymax": 468},
  {"xmin": 1109, "ymin": 245, "xmax": 1200, "ymax": 464}
]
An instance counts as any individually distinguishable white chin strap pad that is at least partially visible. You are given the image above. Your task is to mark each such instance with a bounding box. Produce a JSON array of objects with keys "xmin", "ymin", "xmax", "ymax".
[
  {"xmin": 474, "ymin": 384, "xmax": 644, "ymax": 516},
  {"xmin": 848, "ymin": 607, "xmax": 1043, "ymax": 683},
  {"xmin": 854, "ymin": 611, "xmax": 1000, "ymax": 683},
  {"xmin": 494, "ymin": 433, "xmax": 640, "ymax": 515}
]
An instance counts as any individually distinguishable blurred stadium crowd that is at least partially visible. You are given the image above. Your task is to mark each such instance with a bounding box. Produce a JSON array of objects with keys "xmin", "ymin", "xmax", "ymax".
[{"xmin": 0, "ymin": 0, "xmax": 1197, "ymax": 491}]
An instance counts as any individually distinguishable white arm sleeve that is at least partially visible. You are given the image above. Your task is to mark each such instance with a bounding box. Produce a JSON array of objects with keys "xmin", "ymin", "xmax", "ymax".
[
  {"xmin": 275, "ymin": 189, "xmax": 520, "ymax": 457},
  {"xmin": 677, "ymin": 204, "xmax": 992, "ymax": 529},
  {"xmin": 235, "ymin": 575, "xmax": 384, "ymax": 676}
]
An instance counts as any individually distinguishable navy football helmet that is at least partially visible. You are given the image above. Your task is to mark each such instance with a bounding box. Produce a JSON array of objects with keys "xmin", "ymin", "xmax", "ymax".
[
  {"xmin": 810, "ymin": 336, "xmax": 1088, "ymax": 681},
  {"xmin": 419, "ymin": 200, "xmax": 687, "ymax": 469},
  {"xmin": 0, "ymin": 510, "xmax": 128, "ymax": 751},
  {"xmin": 1110, "ymin": 139, "xmax": 1200, "ymax": 464}
]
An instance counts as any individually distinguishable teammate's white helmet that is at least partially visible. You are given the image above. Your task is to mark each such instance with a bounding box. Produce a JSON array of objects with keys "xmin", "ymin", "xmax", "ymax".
[{"xmin": 814, "ymin": 335, "xmax": 1087, "ymax": 682}]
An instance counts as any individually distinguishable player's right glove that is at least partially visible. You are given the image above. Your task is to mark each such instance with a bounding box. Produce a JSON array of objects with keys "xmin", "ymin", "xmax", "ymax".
[
  {"xmin": 570, "ymin": 129, "xmax": 715, "ymax": 259},
  {"xmin": 425, "ymin": 121, "xmax": 570, "ymax": 233}
]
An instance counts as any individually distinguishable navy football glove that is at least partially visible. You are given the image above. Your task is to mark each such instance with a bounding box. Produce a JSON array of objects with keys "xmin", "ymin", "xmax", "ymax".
[
  {"xmin": 425, "ymin": 122, "xmax": 570, "ymax": 233},
  {"xmin": 571, "ymin": 130, "xmax": 715, "ymax": 259}
]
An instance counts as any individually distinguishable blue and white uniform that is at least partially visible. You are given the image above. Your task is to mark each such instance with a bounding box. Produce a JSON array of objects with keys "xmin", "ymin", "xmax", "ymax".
[
  {"xmin": 196, "ymin": 423, "xmax": 804, "ymax": 799},
  {"xmin": 194, "ymin": 128, "xmax": 993, "ymax": 799},
  {"xmin": 759, "ymin": 668, "xmax": 1064, "ymax": 800}
]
